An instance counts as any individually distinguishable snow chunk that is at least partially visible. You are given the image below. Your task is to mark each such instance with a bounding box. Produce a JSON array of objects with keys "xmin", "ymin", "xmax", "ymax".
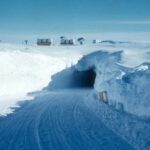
[
  {"xmin": 135, "ymin": 63, "xmax": 149, "ymax": 71},
  {"xmin": 137, "ymin": 65, "xmax": 148, "ymax": 71}
]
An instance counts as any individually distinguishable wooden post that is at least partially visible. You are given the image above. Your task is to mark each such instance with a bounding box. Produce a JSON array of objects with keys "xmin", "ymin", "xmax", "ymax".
[{"xmin": 99, "ymin": 91, "xmax": 108, "ymax": 104}]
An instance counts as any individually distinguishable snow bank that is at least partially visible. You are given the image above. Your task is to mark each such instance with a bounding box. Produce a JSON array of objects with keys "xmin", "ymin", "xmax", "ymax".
[
  {"xmin": 0, "ymin": 51, "xmax": 67, "ymax": 115},
  {"xmin": 0, "ymin": 43, "xmax": 80, "ymax": 115},
  {"xmin": 75, "ymin": 51, "xmax": 150, "ymax": 117}
]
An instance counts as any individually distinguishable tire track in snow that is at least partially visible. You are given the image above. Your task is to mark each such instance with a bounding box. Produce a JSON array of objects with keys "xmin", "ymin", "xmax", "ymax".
[{"xmin": 0, "ymin": 90, "xmax": 135, "ymax": 150}]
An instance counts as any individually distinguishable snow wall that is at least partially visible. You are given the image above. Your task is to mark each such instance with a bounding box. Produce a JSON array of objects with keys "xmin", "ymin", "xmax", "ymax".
[
  {"xmin": 47, "ymin": 50, "xmax": 150, "ymax": 117},
  {"xmin": 76, "ymin": 51, "xmax": 150, "ymax": 117}
]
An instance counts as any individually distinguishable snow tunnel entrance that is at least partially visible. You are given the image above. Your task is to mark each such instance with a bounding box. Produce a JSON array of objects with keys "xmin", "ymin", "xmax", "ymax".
[{"xmin": 73, "ymin": 69, "xmax": 96, "ymax": 88}]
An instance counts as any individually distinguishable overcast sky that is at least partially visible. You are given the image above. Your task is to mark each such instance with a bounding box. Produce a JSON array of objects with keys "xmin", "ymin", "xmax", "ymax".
[{"xmin": 0, "ymin": 0, "xmax": 150, "ymax": 40}]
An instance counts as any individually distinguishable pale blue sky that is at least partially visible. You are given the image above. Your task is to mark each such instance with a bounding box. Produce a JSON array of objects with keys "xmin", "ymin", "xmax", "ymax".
[{"xmin": 0, "ymin": 0, "xmax": 150, "ymax": 40}]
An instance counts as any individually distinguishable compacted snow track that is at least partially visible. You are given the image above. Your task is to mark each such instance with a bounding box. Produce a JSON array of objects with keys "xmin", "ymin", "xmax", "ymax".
[{"xmin": 0, "ymin": 89, "xmax": 135, "ymax": 150}]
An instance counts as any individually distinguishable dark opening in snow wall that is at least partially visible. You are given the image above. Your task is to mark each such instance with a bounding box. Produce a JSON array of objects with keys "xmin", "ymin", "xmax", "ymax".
[
  {"xmin": 45, "ymin": 66, "xmax": 96, "ymax": 90},
  {"xmin": 73, "ymin": 69, "xmax": 96, "ymax": 88}
]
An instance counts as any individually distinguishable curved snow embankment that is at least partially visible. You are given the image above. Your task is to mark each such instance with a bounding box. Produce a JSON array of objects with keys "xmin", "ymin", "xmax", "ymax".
[{"xmin": 75, "ymin": 51, "xmax": 150, "ymax": 117}]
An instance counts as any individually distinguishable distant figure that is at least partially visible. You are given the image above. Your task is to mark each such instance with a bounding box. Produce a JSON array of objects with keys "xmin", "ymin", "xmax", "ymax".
[
  {"xmin": 25, "ymin": 40, "xmax": 28, "ymax": 45},
  {"xmin": 77, "ymin": 37, "xmax": 85, "ymax": 45}
]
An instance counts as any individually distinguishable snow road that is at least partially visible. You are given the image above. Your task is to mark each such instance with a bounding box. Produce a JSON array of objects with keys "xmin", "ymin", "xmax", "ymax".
[{"xmin": 0, "ymin": 89, "xmax": 134, "ymax": 150}]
